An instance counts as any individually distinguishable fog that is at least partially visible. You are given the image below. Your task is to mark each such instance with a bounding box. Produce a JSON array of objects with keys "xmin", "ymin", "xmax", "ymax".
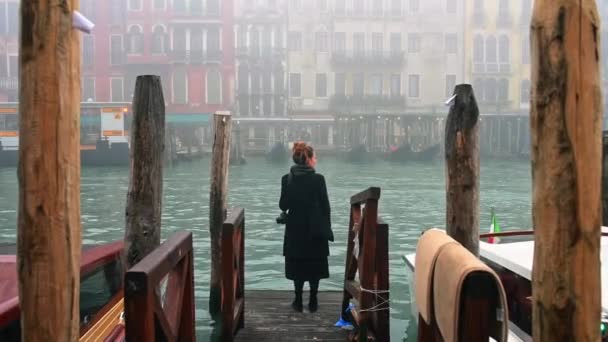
[{"xmin": 0, "ymin": 0, "xmax": 606, "ymax": 158}]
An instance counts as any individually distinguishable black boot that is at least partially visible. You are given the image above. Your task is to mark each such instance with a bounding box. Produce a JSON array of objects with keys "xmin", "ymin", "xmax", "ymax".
[
  {"xmin": 292, "ymin": 293, "xmax": 303, "ymax": 312},
  {"xmin": 292, "ymin": 280, "xmax": 304, "ymax": 312},
  {"xmin": 309, "ymin": 279, "xmax": 319, "ymax": 313}
]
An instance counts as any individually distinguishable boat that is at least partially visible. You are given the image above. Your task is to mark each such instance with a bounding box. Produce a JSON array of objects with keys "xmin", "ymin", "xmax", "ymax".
[
  {"xmin": 230, "ymin": 142, "xmax": 247, "ymax": 165},
  {"xmin": 0, "ymin": 102, "xmax": 131, "ymax": 167},
  {"xmin": 0, "ymin": 137, "xmax": 130, "ymax": 168},
  {"xmin": 231, "ymin": 125, "xmax": 246, "ymax": 165},
  {"xmin": 0, "ymin": 142, "xmax": 17, "ymax": 167},
  {"xmin": 385, "ymin": 143, "xmax": 440, "ymax": 162},
  {"xmin": 0, "ymin": 242, "xmax": 125, "ymax": 341},
  {"xmin": 80, "ymin": 138, "xmax": 130, "ymax": 166},
  {"xmin": 404, "ymin": 229, "xmax": 608, "ymax": 341},
  {"xmin": 265, "ymin": 142, "xmax": 289, "ymax": 163},
  {"xmin": 344, "ymin": 144, "xmax": 373, "ymax": 163}
]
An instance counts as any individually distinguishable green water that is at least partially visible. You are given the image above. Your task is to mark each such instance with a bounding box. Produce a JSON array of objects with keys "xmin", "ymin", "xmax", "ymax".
[{"xmin": 0, "ymin": 157, "xmax": 532, "ymax": 341}]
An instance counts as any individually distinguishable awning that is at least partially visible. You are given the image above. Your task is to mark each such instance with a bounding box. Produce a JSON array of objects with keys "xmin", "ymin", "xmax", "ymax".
[{"xmin": 166, "ymin": 113, "xmax": 211, "ymax": 126}]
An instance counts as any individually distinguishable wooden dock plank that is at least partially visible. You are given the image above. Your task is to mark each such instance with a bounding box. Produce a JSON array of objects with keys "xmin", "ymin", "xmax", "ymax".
[{"xmin": 235, "ymin": 290, "xmax": 350, "ymax": 341}]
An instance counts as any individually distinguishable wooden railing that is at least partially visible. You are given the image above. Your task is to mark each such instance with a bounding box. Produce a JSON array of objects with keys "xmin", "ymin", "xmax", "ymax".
[
  {"xmin": 124, "ymin": 231, "xmax": 195, "ymax": 342},
  {"xmin": 220, "ymin": 208, "xmax": 246, "ymax": 341},
  {"xmin": 342, "ymin": 187, "xmax": 390, "ymax": 342},
  {"xmin": 480, "ymin": 230, "xmax": 608, "ymax": 239}
]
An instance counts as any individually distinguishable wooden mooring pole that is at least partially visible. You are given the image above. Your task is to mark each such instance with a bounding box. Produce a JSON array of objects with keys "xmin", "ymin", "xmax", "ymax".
[
  {"xmin": 445, "ymin": 84, "xmax": 480, "ymax": 256},
  {"xmin": 17, "ymin": 0, "xmax": 82, "ymax": 340},
  {"xmin": 124, "ymin": 75, "xmax": 166, "ymax": 269},
  {"xmin": 209, "ymin": 111, "xmax": 232, "ymax": 318},
  {"xmin": 603, "ymin": 131, "xmax": 608, "ymax": 225},
  {"xmin": 530, "ymin": 1, "xmax": 602, "ymax": 340}
]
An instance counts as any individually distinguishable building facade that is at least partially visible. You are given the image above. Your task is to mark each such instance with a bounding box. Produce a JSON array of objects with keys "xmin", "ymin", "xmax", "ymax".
[
  {"xmin": 600, "ymin": 0, "xmax": 608, "ymax": 126},
  {"xmin": 124, "ymin": 0, "xmax": 235, "ymax": 136},
  {"xmin": 234, "ymin": 0, "xmax": 289, "ymax": 150},
  {"xmin": 0, "ymin": 0, "xmax": 19, "ymax": 102},
  {"xmin": 80, "ymin": 0, "xmax": 127, "ymax": 103},
  {"xmin": 464, "ymin": 0, "xmax": 532, "ymax": 156},
  {"xmin": 123, "ymin": 0, "xmax": 236, "ymax": 113},
  {"xmin": 287, "ymin": 0, "xmax": 465, "ymax": 152}
]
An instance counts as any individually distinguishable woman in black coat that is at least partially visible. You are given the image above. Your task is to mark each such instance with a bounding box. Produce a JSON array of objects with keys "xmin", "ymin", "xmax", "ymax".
[{"xmin": 279, "ymin": 142, "xmax": 334, "ymax": 313}]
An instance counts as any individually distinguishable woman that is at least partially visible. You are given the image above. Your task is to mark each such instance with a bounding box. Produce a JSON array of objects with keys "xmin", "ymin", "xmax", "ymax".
[{"xmin": 279, "ymin": 142, "xmax": 334, "ymax": 313}]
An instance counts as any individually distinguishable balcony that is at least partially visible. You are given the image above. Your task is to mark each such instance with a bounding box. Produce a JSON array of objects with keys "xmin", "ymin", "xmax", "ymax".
[
  {"xmin": 238, "ymin": 6, "xmax": 285, "ymax": 22},
  {"xmin": 331, "ymin": 50, "xmax": 405, "ymax": 68},
  {"xmin": 172, "ymin": 6, "xmax": 221, "ymax": 18},
  {"xmin": 236, "ymin": 47, "xmax": 286, "ymax": 63},
  {"xmin": 0, "ymin": 77, "xmax": 18, "ymax": 91},
  {"xmin": 473, "ymin": 12, "xmax": 485, "ymax": 28},
  {"xmin": 206, "ymin": 50, "xmax": 223, "ymax": 63},
  {"xmin": 329, "ymin": 95, "xmax": 406, "ymax": 112},
  {"xmin": 473, "ymin": 63, "xmax": 512, "ymax": 75},
  {"xmin": 477, "ymin": 100, "xmax": 514, "ymax": 113},
  {"xmin": 333, "ymin": 8, "xmax": 403, "ymax": 19},
  {"xmin": 497, "ymin": 13, "xmax": 512, "ymax": 28},
  {"xmin": 169, "ymin": 50, "xmax": 223, "ymax": 63}
]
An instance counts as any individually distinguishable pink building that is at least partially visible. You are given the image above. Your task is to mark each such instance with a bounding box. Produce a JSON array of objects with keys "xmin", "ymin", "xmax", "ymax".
[
  {"xmin": 123, "ymin": 0, "xmax": 235, "ymax": 125},
  {"xmin": 0, "ymin": 0, "xmax": 19, "ymax": 102},
  {"xmin": 80, "ymin": 0, "xmax": 128, "ymax": 103}
]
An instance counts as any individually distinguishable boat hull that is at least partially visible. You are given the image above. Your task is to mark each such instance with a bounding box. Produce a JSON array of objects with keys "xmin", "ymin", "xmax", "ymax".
[
  {"xmin": 0, "ymin": 143, "xmax": 129, "ymax": 167},
  {"xmin": 386, "ymin": 144, "xmax": 440, "ymax": 163}
]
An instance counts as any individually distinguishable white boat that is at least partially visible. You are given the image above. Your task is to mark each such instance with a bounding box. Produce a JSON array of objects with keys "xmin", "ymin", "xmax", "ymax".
[{"xmin": 404, "ymin": 228, "xmax": 608, "ymax": 342}]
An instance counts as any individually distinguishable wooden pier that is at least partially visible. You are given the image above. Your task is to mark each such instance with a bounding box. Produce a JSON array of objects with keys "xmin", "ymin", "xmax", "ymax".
[
  {"xmin": 235, "ymin": 291, "xmax": 349, "ymax": 342},
  {"xmin": 6, "ymin": 0, "xmax": 605, "ymax": 340},
  {"xmin": 219, "ymin": 189, "xmax": 390, "ymax": 342}
]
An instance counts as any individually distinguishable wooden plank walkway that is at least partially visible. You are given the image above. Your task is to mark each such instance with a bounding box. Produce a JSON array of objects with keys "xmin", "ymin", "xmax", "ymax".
[{"xmin": 235, "ymin": 290, "xmax": 350, "ymax": 341}]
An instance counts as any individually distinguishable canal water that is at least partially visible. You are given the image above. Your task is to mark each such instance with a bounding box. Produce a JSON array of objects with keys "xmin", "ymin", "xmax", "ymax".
[{"xmin": 0, "ymin": 156, "xmax": 532, "ymax": 341}]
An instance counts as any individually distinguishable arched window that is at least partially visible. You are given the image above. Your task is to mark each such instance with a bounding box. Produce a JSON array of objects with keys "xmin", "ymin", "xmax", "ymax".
[
  {"xmin": 485, "ymin": 78, "xmax": 497, "ymax": 102},
  {"xmin": 207, "ymin": 0, "xmax": 220, "ymax": 15},
  {"xmin": 521, "ymin": 79, "xmax": 531, "ymax": 104},
  {"xmin": 249, "ymin": 29, "xmax": 260, "ymax": 57},
  {"xmin": 173, "ymin": 0, "xmax": 186, "ymax": 12},
  {"xmin": 485, "ymin": 36, "xmax": 497, "ymax": 63},
  {"xmin": 498, "ymin": 78, "xmax": 509, "ymax": 102},
  {"xmin": 128, "ymin": 25, "xmax": 144, "ymax": 54},
  {"xmin": 499, "ymin": 35, "xmax": 509, "ymax": 63},
  {"xmin": 473, "ymin": 0, "xmax": 484, "ymax": 26},
  {"xmin": 522, "ymin": 35, "xmax": 530, "ymax": 64},
  {"xmin": 238, "ymin": 65, "xmax": 250, "ymax": 116},
  {"xmin": 173, "ymin": 67, "xmax": 187, "ymax": 104},
  {"xmin": 473, "ymin": 35, "xmax": 484, "ymax": 63},
  {"xmin": 152, "ymin": 25, "xmax": 166, "ymax": 54},
  {"xmin": 207, "ymin": 70, "xmax": 222, "ymax": 105},
  {"xmin": 473, "ymin": 78, "xmax": 485, "ymax": 101},
  {"xmin": 498, "ymin": 0, "xmax": 509, "ymax": 17},
  {"xmin": 128, "ymin": 0, "xmax": 142, "ymax": 11}
]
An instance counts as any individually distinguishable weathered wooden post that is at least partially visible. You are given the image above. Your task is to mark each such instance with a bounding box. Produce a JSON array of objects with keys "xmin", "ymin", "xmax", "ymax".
[
  {"xmin": 123, "ymin": 75, "xmax": 166, "ymax": 269},
  {"xmin": 209, "ymin": 111, "xmax": 232, "ymax": 318},
  {"xmin": 445, "ymin": 84, "xmax": 480, "ymax": 256},
  {"xmin": 603, "ymin": 131, "xmax": 608, "ymax": 225},
  {"xmin": 530, "ymin": 1, "xmax": 602, "ymax": 340},
  {"xmin": 165, "ymin": 124, "xmax": 174, "ymax": 167},
  {"xmin": 17, "ymin": 0, "xmax": 82, "ymax": 340}
]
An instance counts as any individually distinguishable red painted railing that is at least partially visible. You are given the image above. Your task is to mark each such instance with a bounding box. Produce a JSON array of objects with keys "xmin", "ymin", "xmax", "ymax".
[
  {"xmin": 342, "ymin": 187, "xmax": 390, "ymax": 342},
  {"xmin": 124, "ymin": 231, "xmax": 195, "ymax": 342},
  {"xmin": 220, "ymin": 208, "xmax": 245, "ymax": 341}
]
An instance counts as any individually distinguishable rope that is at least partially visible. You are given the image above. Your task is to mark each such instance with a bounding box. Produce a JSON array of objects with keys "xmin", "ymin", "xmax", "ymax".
[
  {"xmin": 356, "ymin": 287, "xmax": 390, "ymax": 313},
  {"xmin": 360, "ymin": 287, "xmax": 389, "ymax": 294}
]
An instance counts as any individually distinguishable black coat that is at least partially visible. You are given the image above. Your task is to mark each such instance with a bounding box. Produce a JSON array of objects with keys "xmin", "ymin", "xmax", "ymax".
[{"xmin": 279, "ymin": 167, "xmax": 333, "ymax": 259}]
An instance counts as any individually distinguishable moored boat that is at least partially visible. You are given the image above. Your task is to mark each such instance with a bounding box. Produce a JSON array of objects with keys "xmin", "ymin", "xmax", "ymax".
[
  {"xmin": 0, "ymin": 242, "xmax": 125, "ymax": 341},
  {"xmin": 0, "ymin": 102, "xmax": 131, "ymax": 167},
  {"xmin": 344, "ymin": 144, "xmax": 372, "ymax": 163},
  {"xmin": 404, "ymin": 229, "xmax": 608, "ymax": 341},
  {"xmin": 265, "ymin": 142, "xmax": 289, "ymax": 163},
  {"xmin": 385, "ymin": 144, "xmax": 440, "ymax": 162}
]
